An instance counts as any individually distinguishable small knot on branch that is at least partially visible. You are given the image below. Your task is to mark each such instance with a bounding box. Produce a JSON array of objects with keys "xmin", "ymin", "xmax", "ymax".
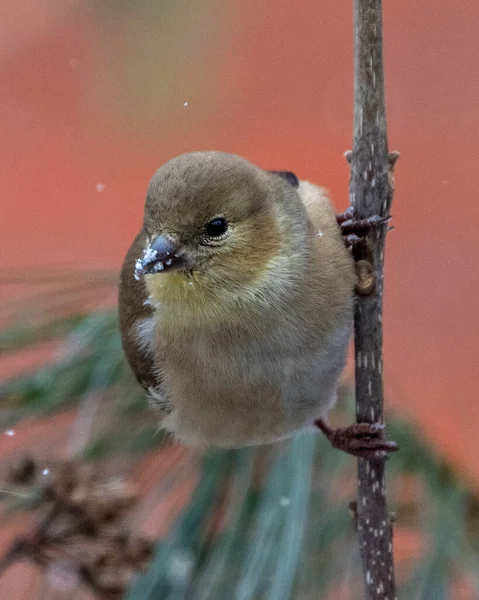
[
  {"xmin": 355, "ymin": 259, "xmax": 376, "ymax": 296},
  {"xmin": 388, "ymin": 151, "xmax": 400, "ymax": 169}
]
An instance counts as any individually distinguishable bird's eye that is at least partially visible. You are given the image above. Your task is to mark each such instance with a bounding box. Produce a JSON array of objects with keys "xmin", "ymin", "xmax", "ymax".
[{"xmin": 205, "ymin": 217, "xmax": 228, "ymax": 237}]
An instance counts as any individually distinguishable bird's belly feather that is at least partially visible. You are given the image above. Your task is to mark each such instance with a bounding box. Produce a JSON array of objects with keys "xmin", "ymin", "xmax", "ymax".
[{"xmin": 158, "ymin": 323, "xmax": 351, "ymax": 448}]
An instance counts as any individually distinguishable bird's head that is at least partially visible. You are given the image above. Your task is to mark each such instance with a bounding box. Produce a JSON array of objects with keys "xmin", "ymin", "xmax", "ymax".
[{"xmin": 135, "ymin": 152, "xmax": 308, "ymax": 308}]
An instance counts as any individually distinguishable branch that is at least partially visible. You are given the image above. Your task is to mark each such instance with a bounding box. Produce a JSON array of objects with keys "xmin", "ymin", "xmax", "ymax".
[{"xmin": 348, "ymin": 0, "xmax": 399, "ymax": 598}]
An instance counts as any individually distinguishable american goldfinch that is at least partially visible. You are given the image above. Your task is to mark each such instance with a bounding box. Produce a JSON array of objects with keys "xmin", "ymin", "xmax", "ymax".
[{"xmin": 119, "ymin": 151, "xmax": 396, "ymax": 456}]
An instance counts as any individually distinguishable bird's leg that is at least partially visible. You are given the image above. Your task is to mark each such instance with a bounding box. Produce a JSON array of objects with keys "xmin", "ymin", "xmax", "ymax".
[
  {"xmin": 336, "ymin": 207, "xmax": 391, "ymax": 247},
  {"xmin": 315, "ymin": 418, "xmax": 399, "ymax": 460}
]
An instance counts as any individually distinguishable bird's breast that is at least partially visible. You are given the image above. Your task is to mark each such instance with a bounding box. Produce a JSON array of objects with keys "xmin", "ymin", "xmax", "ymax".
[{"xmin": 155, "ymin": 319, "xmax": 351, "ymax": 448}]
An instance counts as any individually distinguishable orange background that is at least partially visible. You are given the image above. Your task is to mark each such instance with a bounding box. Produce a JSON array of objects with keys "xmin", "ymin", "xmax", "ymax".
[{"xmin": 1, "ymin": 0, "xmax": 478, "ymax": 485}]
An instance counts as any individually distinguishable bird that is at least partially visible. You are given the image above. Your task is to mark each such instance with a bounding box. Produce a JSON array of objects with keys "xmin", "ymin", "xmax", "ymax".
[{"xmin": 119, "ymin": 151, "xmax": 397, "ymax": 457}]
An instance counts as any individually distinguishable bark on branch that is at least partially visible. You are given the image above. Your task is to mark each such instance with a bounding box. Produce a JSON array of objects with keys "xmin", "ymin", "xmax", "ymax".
[{"xmin": 348, "ymin": 0, "xmax": 399, "ymax": 597}]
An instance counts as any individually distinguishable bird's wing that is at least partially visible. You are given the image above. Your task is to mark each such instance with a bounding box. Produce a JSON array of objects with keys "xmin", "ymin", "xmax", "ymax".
[
  {"xmin": 118, "ymin": 229, "xmax": 161, "ymax": 390},
  {"xmin": 266, "ymin": 170, "xmax": 299, "ymax": 188},
  {"xmin": 267, "ymin": 169, "xmax": 338, "ymax": 232}
]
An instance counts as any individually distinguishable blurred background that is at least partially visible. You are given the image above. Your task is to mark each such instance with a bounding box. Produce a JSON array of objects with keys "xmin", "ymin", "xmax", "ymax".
[{"xmin": 1, "ymin": 0, "xmax": 479, "ymax": 598}]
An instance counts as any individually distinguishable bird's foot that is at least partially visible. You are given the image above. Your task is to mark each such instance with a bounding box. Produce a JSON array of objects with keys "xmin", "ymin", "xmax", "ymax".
[
  {"xmin": 336, "ymin": 207, "xmax": 391, "ymax": 247},
  {"xmin": 315, "ymin": 419, "xmax": 399, "ymax": 461}
]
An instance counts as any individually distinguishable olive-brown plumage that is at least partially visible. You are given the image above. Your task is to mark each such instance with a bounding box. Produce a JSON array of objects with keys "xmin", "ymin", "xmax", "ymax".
[{"xmin": 119, "ymin": 152, "xmax": 355, "ymax": 448}]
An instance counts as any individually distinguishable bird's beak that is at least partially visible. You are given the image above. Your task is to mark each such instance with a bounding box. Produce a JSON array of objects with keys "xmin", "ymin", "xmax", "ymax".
[{"xmin": 134, "ymin": 235, "xmax": 185, "ymax": 279}]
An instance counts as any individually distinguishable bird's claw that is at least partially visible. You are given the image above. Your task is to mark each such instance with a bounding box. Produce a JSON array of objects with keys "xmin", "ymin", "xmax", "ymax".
[
  {"xmin": 336, "ymin": 207, "xmax": 391, "ymax": 247},
  {"xmin": 336, "ymin": 206, "xmax": 355, "ymax": 225},
  {"xmin": 315, "ymin": 419, "xmax": 399, "ymax": 461}
]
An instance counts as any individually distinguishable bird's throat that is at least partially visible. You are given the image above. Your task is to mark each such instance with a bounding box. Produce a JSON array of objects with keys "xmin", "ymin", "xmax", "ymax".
[{"xmin": 145, "ymin": 271, "xmax": 224, "ymax": 330}]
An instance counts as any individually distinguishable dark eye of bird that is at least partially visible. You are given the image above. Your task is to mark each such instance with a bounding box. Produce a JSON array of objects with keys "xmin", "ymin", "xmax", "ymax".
[{"xmin": 205, "ymin": 217, "xmax": 228, "ymax": 237}]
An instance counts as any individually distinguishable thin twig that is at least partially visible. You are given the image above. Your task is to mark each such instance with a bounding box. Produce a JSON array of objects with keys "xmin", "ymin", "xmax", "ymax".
[{"xmin": 348, "ymin": 0, "xmax": 399, "ymax": 598}]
